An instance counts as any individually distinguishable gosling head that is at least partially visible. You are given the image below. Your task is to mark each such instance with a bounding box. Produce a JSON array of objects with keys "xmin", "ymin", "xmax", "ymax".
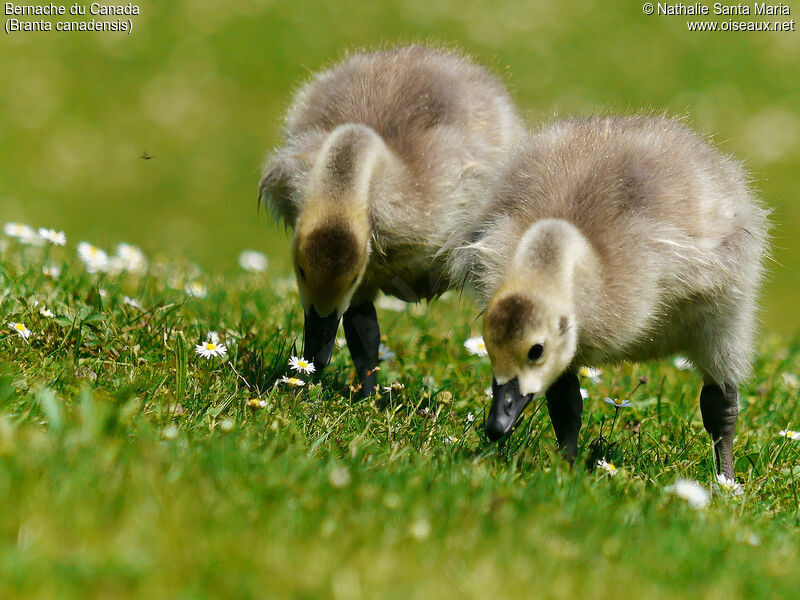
[
  {"xmin": 482, "ymin": 289, "xmax": 577, "ymax": 441},
  {"xmin": 294, "ymin": 213, "xmax": 370, "ymax": 371}
]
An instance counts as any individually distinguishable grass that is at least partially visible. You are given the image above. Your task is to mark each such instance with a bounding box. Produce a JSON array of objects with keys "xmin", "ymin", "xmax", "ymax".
[{"xmin": 2, "ymin": 238, "xmax": 800, "ymax": 599}]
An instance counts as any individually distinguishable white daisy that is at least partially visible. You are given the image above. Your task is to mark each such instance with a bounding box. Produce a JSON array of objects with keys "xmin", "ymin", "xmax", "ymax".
[
  {"xmin": 484, "ymin": 386, "xmax": 492, "ymax": 398},
  {"xmin": 110, "ymin": 243, "xmax": 148, "ymax": 275},
  {"xmin": 4, "ymin": 222, "xmax": 33, "ymax": 238},
  {"xmin": 466, "ymin": 412, "xmax": 475, "ymax": 423},
  {"xmin": 77, "ymin": 242, "xmax": 110, "ymax": 273},
  {"xmin": 42, "ymin": 264, "xmax": 61, "ymax": 279},
  {"xmin": 38, "ymin": 228, "xmax": 66, "ymax": 246},
  {"xmin": 597, "ymin": 459, "xmax": 618, "ymax": 476},
  {"xmin": 443, "ymin": 435, "xmax": 457, "ymax": 444},
  {"xmin": 278, "ymin": 375, "xmax": 306, "ymax": 387},
  {"xmin": 39, "ymin": 307, "xmax": 55, "ymax": 318},
  {"xmin": 289, "ymin": 355, "xmax": 315, "ymax": 374},
  {"xmin": 673, "ymin": 356, "xmax": 694, "ymax": 371},
  {"xmin": 123, "ymin": 297, "xmax": 143, "ymax": 310},
  {"xmin": 238, "ymin": 250, "xmax": 269, "ymax": 273},
  {"xmin": 716, "ymin": 474, "xmax": 744, "ymax": 496},
  {"xmin": 604, "ymin": 396, "xmax": 632, "ymax": 408},
  {"xmin": 184, "ymin": 281, "xmax": 207, "ymax": 298},
  {"xmin": 247, "ymin": 398, "xmax": 268, "ymax": 409},
  {"xmin": 328, "ymin": 466, "xmax": 351, "ymax": 489},
  {"xmin": 195, "ymin": 340, "xmax": 228, "ymax": 359},
  {"xmin": 4, "ymin": 223, "xmax": 42, "ymax": 245},
  {"xmin": 378, "ymin": 343, "xmax": 395, "ymax": 361},
  {"xmin": 778, "ymin": 429, "xmax": 800, "ymax": 441},
  {"xmin": 579, "ymin": 366, "xmax": 602, "ymax": 383},
  {"xmin": 8, "ymin": 322, "xmax": 32, "ymax": 339},
  {"xmin": 206, "ymin": 331, "xmax": 220, "ymax": 344},
  {"xmin": 672, "ymin": 479, "xmax": 710, "ymax": 509},
  {"xmin": 376, "ymin": 295, "xmax": 407, "ymax": 312},
  {"xmin": 780, "ymin": 373, "xmax": 800, "ymax": 390},
  {"xmin": 464, "ymin": 336, "xmax": 488, "ymax": 357},
  {"xmin": 580, "ymin": 387, "xmax": 589, "ymax": 400}
]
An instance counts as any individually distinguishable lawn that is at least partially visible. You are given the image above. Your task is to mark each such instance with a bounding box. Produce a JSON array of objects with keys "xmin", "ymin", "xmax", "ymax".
[
  {"xmin": 2, "ymin": 1, "xmax": 800, "ymax": 598},
  {"xmin": 1, "ymin": 238, "xmax": 799, "ymax": 599}
]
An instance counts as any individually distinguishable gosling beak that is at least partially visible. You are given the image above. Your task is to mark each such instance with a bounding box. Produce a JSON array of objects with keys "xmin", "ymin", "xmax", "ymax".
[
  {"xmin": 485, "ymin": 377, "xmax": 534, "ymax": 441},
  {"xmin": 303, "ymin": 307, "xmax": 341, "ymax": 371}
]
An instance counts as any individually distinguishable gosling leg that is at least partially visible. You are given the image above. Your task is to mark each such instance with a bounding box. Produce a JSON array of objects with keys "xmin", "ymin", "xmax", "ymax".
[
  {"xmin": 343, "ymin": 301, "xmax": 381, "ymax": 399},
  {"xmin": 699, "ymin": 382, "xmax": 738, "ymax": 479},
  {"xmin": 545, "ymin": 371, "xmax": 583, "ymax": 463}
]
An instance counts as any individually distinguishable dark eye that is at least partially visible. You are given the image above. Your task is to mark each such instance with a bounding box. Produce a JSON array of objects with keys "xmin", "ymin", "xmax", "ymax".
[{"xmin": 528, "ymin": 343, "xmax": 544, "ymax": 361}]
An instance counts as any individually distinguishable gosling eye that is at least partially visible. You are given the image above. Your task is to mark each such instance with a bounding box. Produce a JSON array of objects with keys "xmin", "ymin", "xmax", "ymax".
[
  {"xmin": 528, "ymin": 343, "xmax": 545, "ymax": 362},
  {"xmin": 298, "ymin": 266, "xmax": 306, "ymax": 281}
]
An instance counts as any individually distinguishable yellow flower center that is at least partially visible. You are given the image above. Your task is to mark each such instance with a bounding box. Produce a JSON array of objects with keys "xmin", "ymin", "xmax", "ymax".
[
  {"xmin": 297, "ymin": 360, "xmax": 308, "ymax": 369},
  {"xmin": 205, "ymin": 343, "xmax": 216, "ymax": 350},
  {"xmin": 14, "ymin": 324, "xmax": 25, "ymax": 332}
]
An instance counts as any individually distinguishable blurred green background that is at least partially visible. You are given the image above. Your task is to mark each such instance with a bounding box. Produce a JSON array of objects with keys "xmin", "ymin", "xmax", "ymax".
[{"xmin": 1, "ymin": 0, "xmax": 798, "ymax": 330}]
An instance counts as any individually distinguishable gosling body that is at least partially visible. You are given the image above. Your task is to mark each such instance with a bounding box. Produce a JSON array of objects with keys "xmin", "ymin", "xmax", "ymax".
[
  {"xmin": 260, "ymin": 45, "xmax": 523, "ymax": 395},
  {"xmin": 451, "ymin": 116, "xmax": 768, "ymax": 477}
]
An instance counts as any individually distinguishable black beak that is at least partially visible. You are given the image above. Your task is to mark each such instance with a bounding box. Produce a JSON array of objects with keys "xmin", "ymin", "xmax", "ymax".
[
  {"xmin": 485, "ymin": 377, "xmax": 534, "ymax": 441},
  {"xmin": 303, "ymin": 307, "xmax": 341, "ymax": 372}
]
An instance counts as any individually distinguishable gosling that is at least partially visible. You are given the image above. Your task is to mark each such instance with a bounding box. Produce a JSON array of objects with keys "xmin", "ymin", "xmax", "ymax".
[
  {"xmin": 259, "ymin": 45, "xmax": 522, "ymax": 396},
  {"xmin": 448, "ymin": 116, "xmax": 768, "ymax": 478}
]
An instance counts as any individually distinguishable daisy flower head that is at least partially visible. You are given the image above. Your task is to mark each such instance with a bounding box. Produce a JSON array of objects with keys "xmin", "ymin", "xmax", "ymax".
[
  {"xmin": 466, "ymin": 412, "xmax": 475, "ymax": 423},
  {"xmin": 8, "ymin": 322, "xmax": 31, "ymax": 339},
  {"xmin": 778, "ymin": 429, "xmax": 800, "ymax": 441},
  {"xmin": 38, "ymin": 228, "xmax": 66, "ymax": 246},
  {"xmin": 77, "ymin": 242, "xmax": 110, "ymax": 273},
  {"xmin": 39, "ymin": 307, "xmax": 55, "ymax": 318},
  {"xmin": 464, "ymin": 336, "xmax": 488, "ymax": 357},
  {"xmin": 780, "ymin": 372, "xmax": 800, "ymax": 390},
  {"xmin": 278, "ymin": 375, "xmax": 306, "ymax": 388},
  {"xmin": 195, "ymin": 338, "xmax": 228, "ymax": 360},
  {"xmin": 206, "ymin": 331, "xmax": 220, "ymax": 344},
  {"xmin": 247, "ymin": 397, "xmax": 268, "ymax": 409},
  {"xmin": 673, "ymin": 356, "xmax": 694, "ymax": 371},
  {"xmin": 4, "ymin": 223, "xmax": 42, "ymax": 245},
  {"xmin": 672, "ymin": 479, "xmax": 710, "ymax": 510},
  {"xmin": 378, "ymin": 343, "xmax": 395, "ymax": 362},
  {"xmin": 604, "ymin": 396, "xmax": 632, "ymax": 408},
  {"xmin": 289, "ymin": 355, "xmax": 315, "ymax": 375},
  {"xmin": 238, "ymin": 250, "xmax": 269, "ymax": 273},
  {"xmin": 185, "ymin": 281, "xmax": 207, "ymax": 298},
  {"xmin": 597, "ymin": 459, "xmax": 618, "ymax": 476},
  {"xmin": 376, "ymin": 295, "xmax": 406, "ymax": 312},
  {"xmin": 579, "ymin": 366, "xmax": 602, "ymax": 383},
  {"xmin": 123, "ymin": 296, "xmax": 143, "ymax": 310},
  {"xmin": 716, "ymin": 474, "xmax": 744, "ymax": 496},
  {"xmin": 111, "ymin": 243, "xmax": 148, "ymax": 275},
  {"xmin": 42, "ymin": 264, "xmax": 61, "ymax": 279}
]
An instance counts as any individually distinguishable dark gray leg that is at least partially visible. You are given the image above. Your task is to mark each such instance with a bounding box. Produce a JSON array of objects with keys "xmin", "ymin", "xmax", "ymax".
[
  {"xmin": 545, "ymin": 371, "xmax": 583, "ymax": 462},
  {"xmin": 343, "ymin": 301, "xmax": 380, "ymax": 399},
  {"xmin": 699, "ymin": 382, "xmax": 738, "ymax": 479}
]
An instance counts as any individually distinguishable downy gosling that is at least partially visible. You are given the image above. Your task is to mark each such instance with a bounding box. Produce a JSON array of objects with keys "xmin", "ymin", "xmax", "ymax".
[
  {"xmin": 259, "ymin": 45, "xmax": 522, "ymax": 396},
  {"xmin": 448, "ymin": 116, "xmax": 768, "ymax": 478}
]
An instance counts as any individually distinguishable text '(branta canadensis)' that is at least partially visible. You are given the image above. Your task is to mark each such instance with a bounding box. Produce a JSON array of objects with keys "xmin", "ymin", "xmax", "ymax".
[
  {"xmin": 448, "ymin": 116, "xmax": 769, "ymax": 478},
  {"xmin": 259, "ymin": 45, "xmax": 523, "ymax": 397}
]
